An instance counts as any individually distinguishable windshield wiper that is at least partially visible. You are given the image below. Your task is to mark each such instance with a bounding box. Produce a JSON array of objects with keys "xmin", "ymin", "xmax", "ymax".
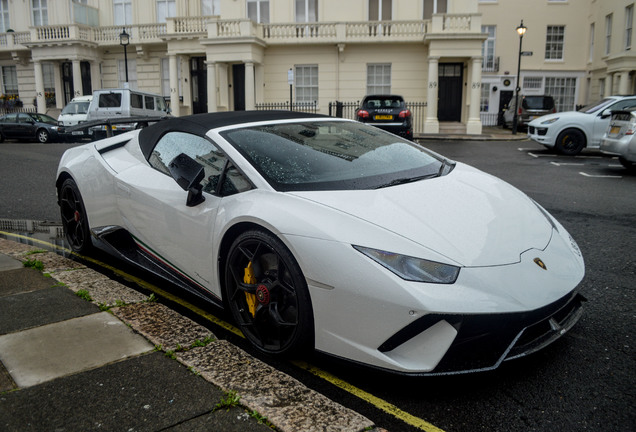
[{"xmin": 374, "ymin": 173, "xmax": 438, "ymax": 189}]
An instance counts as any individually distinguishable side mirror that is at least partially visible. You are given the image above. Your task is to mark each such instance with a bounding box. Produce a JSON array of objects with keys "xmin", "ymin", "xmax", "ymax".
[
  {"xmin": 600, "ymin": 109, "xmax": 612, "ymax": 119},
  {"xmin": 168, "ymin": 153, "xmax": 205, "ymax": 207}
]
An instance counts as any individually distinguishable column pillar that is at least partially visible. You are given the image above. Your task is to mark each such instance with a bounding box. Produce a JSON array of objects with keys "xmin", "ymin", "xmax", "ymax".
[
  {"xmin": 618, "ymin": 70, "xmax": 631, "ymax": 95},
  {"xmin": 244, "ymin": 61, "xmax": 255, "ymax": 111},
  {"xmin": 206, "ymin": 60, "xmax": 217, "ymax": 113},
  {"xmin": 34, "ymin": 61, "xmax": 46, "ymax": 113},
  {"xmin": 424, "ymin": 56, "xmax": 439, "ymax": 134},
  {"xmin": 169, "ymin": 54, "xmax": 181, "ymax": 116},
  {"xmin": 72, "ymin": 60, "xmax": 82, "ymax": 97},
  {"xmin": 466, "ymin": 56, "xmax": 483, "ymax": 135}
]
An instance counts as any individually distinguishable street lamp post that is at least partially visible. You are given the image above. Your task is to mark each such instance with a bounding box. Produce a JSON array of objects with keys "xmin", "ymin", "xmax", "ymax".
[
  {"xmin": 512, "ymin": 20, "xmax": 527, "ymax": 135},
  {"xmin": 119, "ymin": 28, "xmax": 130, "ymax": 85}
]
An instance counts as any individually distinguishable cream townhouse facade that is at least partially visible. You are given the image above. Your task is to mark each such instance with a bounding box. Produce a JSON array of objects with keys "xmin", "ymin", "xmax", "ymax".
[{"xmin": 0, "ymin": 0, "xmax": 634, "ymax": 135}]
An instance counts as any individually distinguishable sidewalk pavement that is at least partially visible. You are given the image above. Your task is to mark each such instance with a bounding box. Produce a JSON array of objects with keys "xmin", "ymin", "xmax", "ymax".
[
  {"xmin": 0, "ymin": 237, "xmax": 381, "ymax": 432},
  {"xmin": 416, "ymin": 126, "xmax": 530, "ymax": 141}
]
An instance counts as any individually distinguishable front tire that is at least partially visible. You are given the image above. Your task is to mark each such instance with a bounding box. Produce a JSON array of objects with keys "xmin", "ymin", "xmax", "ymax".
[
  {"xmin": 59, "ymin": 178, "xmax": 92, "ymax": 253},
  {"xmin": 555, "ymin": 128, "xmax": 585, "ymax": 155},
  {"xmin": 37, "ymin": 128, "xmax": 50, "ymax": 143},
  {"xmin": 619, "ymin": 157, "xmax": 636, "ymax": 172},
  {"xmin": 224, "ymin": 229, "xmax": 313, "ymax": 356}
]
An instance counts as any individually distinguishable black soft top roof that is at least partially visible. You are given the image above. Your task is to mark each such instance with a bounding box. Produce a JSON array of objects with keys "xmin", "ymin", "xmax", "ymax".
[{"xmin": 139, "ymin": 110, "xmax": 330, "ymax": 162}]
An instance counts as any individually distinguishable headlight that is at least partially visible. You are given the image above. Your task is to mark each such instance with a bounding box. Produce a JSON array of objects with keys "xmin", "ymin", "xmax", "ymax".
[
  {"xmin": 353, "ymin": 246, "xmax": 460, "ymax": 284},
  {"xmin": 541, "ymin": 118, "xmax": 559, "ymax": 125}
]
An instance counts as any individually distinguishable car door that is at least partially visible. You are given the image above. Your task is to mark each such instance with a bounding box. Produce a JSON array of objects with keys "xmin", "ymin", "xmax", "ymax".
[
  {"xmin": 114, "ymin": 131, "xmax": 248, "ymax": 294},
  {"xmin": 17, "ymin": 113, "xmax": 37, "ymax": 140},
  {"xmin": 592, "ymin": 98, "xmax": 636, "ymax": 145},
  {"xmin": 0, "ymin": 113, "xmax": 18, "ymax": 138}
]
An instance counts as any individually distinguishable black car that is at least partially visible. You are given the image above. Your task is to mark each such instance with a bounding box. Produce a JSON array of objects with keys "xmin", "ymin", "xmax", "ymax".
[
  {"xmin": 355, "ymin": 95, "xmax": 413, "ymax": 139},
  {"xmin": 0, "ymin": 112, "xmax": 61, "ymax": 143}
]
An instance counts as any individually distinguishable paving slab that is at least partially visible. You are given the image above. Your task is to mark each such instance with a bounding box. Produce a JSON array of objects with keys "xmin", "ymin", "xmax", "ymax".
[
  {"xmin": 0, "ymin": 352, "xmax": 242, "ymax": 432},
  {"xmin": 0, "ymin": 254, "xmax": 21, "ymax": 272},
  {"xmin": 0, "ymin": 285, "xmax": 99, "ymax": 335},
  {"xmin": 0, "ymin": 311, "xmax": 153, "ymax": 388}
]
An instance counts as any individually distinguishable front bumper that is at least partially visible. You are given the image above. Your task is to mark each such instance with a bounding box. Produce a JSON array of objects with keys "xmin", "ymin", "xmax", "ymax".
[{"xmin": 528, "ymin": 125, "xmax": 556, "ymax": 147}]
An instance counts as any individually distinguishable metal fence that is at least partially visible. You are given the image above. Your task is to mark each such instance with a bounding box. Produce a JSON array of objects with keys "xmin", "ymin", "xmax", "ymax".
[
  {"xmin": 255, "ymin": 101, "xmax": 319, "ymax": 113},
  {"xmin": 480, "ymin": 112, "xmax": 500, "ymax": 126},
  {"xmin": 329, "ymin": 100, "xmax": 428, "ymax": 134},
  {"xmin": 0, "ymin": 106, "xmax": 37, "ymax": 116}
]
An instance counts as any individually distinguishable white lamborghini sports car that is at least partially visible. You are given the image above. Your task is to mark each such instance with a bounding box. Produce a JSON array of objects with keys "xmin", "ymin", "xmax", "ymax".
[{"xmin": 56, "ymin": 111, "xmax": 586, "ymax": 375}]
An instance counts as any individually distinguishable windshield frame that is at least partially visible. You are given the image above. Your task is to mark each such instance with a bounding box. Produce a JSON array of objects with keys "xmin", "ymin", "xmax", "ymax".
[{"xmin": 577, "ymin": 98, "xmax": 615, "ymax": 114}]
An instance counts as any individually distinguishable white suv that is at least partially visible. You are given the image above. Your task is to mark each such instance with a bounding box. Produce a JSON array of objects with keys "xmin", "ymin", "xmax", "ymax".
[{"xmin": 527, "ymin": 95, "xmax": 636, "ymax": 155}]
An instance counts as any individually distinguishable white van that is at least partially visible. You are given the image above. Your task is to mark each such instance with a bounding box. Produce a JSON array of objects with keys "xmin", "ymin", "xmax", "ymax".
[
  {"xmin": 58, "ymin": 95, "xmax": 93, "ymax": 140},
  {"xmin": 86, "ymin": 88, "xmax": 170, "ymax": 139}
]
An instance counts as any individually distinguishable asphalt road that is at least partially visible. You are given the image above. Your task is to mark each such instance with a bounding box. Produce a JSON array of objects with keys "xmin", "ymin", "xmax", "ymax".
[{"xmin": 0, "ymin": 138, "xmax": 634, "ymax": 432}]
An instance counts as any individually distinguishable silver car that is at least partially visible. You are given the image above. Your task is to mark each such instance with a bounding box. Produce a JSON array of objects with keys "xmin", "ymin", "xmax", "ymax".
[{"xmin": 600, "ymin": 109, "xmax": 636, "ymax": 171}]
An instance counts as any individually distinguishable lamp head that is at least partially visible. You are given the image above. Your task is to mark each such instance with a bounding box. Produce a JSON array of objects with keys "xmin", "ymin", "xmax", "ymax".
[
  {"xmin": 516, "ymin": 21, "xmax": 527, "ymax": 37},
  {"xmin": 119, "ymin": 28, "xmax": 130, "ymax": 47}
]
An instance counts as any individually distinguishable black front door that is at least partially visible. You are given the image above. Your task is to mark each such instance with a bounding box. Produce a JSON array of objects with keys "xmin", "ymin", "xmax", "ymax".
[
  {"xmin": 438, "ymin": 63, "xmax": 463, "ymax": 122},
  {"xmin": 191, "ymin": 57, "xmax": 208, "ymax": 114},
  {"xmin": 498, "ymin": 90, "xmax": 514, "ymax": 126},
  {"xmin": 232, "ymin": 64, "xmax": 245, "ymax": 111},
  {"xmin": 61, "ymin": 62, "xmax": 74, "ymax": 105},
  {"xmin": 81, "ymin": 61, "xmax": 92, "ymax": 96}
]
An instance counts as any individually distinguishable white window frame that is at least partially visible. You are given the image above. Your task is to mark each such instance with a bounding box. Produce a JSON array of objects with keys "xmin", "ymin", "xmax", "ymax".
[
  {"xmin": 247, "ymin": 0, "xmax": 269, "ymax": 23},
  {"xmin": 114, "ymin": 0, "xmax": 132, "ymax": 26},
  {"xmin": 201, "ymin": 0, "xmax": 220, "ymax": 16},
  {"xmin": 523, "ymin": 77, "xmax": 543, "ymax": 90},
  {"xmin": 479, "ymin": 83, "xmax": 490, "ymax": 112},
  {"xmin": 369, "ymin": 0, "xmax": 392, "ymax": 21},
  {"xmin": 295, "ymin": 0, "xmax": 317, "ymax": 22},
  {"xmin": 118, "ymin": 59, "xmax": 138, "ymax": 89},
  {"xmin": 294, "ymin": 64, "xmax": 318, "ymax": 105},
  {"xmin": 606, "ymin": 14, "xmax": 613, "ymax": 55},
  {"xmin": 31, "ymin": 0, "xmax": 48, "ymax": 26},
  {"xmin": 0, "ymin": 0, "xmax": 9, "ymax": 33},
  {"xmin": 482, "ymin": 25, "xmax": 496, "ymax": 71},
  {"xmin": 545, "ymin": 76, "xmax": 577, "ymax": 112},
  {"xmin": 626, "ymin": 5, "xmax": 633, "ymax": 51},
  {"xmin": 366, "ymin": 63, "xmax": 391, "ymax": 95},
  {"xmin": 545, "ymin": 25, "xmax": 565, "ymax": 61},
  {"xmin": 156, "ymin": 0, "xmax": 176, "ymax": 23},
  {"xmin": 2, "ymin": 65, "xmax": 18, "ymax": 95}
]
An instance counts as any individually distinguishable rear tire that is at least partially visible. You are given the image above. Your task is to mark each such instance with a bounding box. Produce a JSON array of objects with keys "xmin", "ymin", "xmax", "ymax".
[
  {"xmin": 59, "ymin": 178, "xmax": 92, "ymax": 253},
  {"xmin": 555, "ymin": 128, "xmax": 585, "ymax": 155}
]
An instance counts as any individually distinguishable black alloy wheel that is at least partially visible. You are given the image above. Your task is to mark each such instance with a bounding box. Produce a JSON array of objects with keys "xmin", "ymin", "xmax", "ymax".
[
  {"xmin": 555, "ymin": 128, "xmax": 585, "ymax": 155},
  {"xmin": 59, "ymin": 178, "xmax": 92, "ymax": 253},
  {"xmin": 37, "ymin": 128, "xmax": 50, "ymax": 143},
  {"xmin": 225, "ymin": 229, "xmax": 313, "ymax": 355}
]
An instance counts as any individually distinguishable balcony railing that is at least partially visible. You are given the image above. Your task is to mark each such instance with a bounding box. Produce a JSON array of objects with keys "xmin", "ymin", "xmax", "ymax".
[
  {"xmin": 482, "ymin": 56, "xmax": 499, "ymax": 72},
  {"xmin": 0, "ymin": 14, "xmax": 480, "ymax": 51}
]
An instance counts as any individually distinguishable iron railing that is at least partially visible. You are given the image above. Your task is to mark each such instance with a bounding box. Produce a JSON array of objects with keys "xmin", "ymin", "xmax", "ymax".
[{"xmin": 255, "ymin": 101, "xmax": 318, "ymax": 113}]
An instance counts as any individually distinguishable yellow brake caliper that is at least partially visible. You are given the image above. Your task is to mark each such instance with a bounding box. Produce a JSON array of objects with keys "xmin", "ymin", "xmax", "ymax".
[{"xmin": 243, "ymin": 261, "xmax": 258, "ymax": 317}]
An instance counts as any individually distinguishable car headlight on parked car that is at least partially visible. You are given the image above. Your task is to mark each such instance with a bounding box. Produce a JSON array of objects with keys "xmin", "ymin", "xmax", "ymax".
[
  {"xmin": 353, "ymin": 246, "xmax": 460, "ymax": 284},
  {"xmin": 541, "ymin": 118, "xmax": 559, "ymax": 125}
]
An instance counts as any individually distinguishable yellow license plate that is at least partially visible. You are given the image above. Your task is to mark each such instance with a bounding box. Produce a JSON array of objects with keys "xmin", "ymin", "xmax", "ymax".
[
  {"xmin": 610, "ymin": 126, "xmax": 620, "ymax": 135},
  {"xmin": 375, "ymin": 115, "xmax": 393, "ymax": 120}
]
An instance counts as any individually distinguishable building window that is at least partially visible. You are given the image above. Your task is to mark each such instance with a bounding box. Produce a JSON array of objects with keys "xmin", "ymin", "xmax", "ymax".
[
  {"xmin": 423, "ymin": 0, "xmax": 447, "ymax": 19},
  {"xmin": 480, "ymin": 83, "xmax": 490, "ymax": 112},
  {"xmin": 0, "ymin": 0, "xmax": 9, "ymax": 33},
  {"xmin": 482, "ymin": 25, "xmax": 496, "ymax": 71},
  {"xmin": 2, "ymin": 66, "xmax": 18, "ymax": 95},
  {"xmin": 606, "ymin": 14, "xmax": 613, "ymax": 55},
  {"xmin": 156, "ymin": 0, "xmax": 175, "ymax": 23},
  {"xmin": 367, "ymin": 64, "xmax": 391, "ymax": 94},
  {"xmin": 369, "ymin": 0, "xmax": 392, "ymax": 20},
  {"xmin": 32, "ymin": 0, "xmax": 48, "ymax": 26},
  {"xmin": 545, "ymin": 25, "xmax": 565, "ymax": 60},
  {"xmin": 589, "ymin": 23, "xmax": 595, "ymax": 62},
  {"xmin": 523, "ymin": 77, "xmax": 543, "ymax": 90},
  {"xmin": 626, "ymin": 5, "xmax": 633, "ymax": 50},
  {"xmin": 545, "ymin": 77, "xmax": 576, "ymax": 112},
  {"xmin": 296, "ymin": 0, "xmax": 317, "ymax": 22},
  {"xmin": 247, "ymin": 0, "xmax": 269, "ymax": 23},
  {"xmin": 119, "ymin": 59, "xmax": 137, "ymax": 89},
  {"xmin": 599, "ymin": 78, "xmax": 605, "ymax": 99},
  {"xmin": 202, "ymin": 0, "xmax": 220, "ymax": 15},
  {"xmin": 295, "ymin": 65, "xmax": 318, "ymax": 104},
  {"xmin": 114, "ymin": 0, "xmax": 132, "ymax": 26}
]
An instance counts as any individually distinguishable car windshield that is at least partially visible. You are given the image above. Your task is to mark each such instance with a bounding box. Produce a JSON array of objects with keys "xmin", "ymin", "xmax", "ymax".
[
  {"xmin": 61, "ymin": 101, "xmax": 90, "ymax": 115},
  {"xmin": 363, "ymin": 97, "xmax": 404, "ymax": 109},
  {"xmin": 221, "ymin": 120, "xmax": 447, "ymax": 191},
  {"xmin": 578, "ymin": 98, "xmax": 614, "ymax": 114}
]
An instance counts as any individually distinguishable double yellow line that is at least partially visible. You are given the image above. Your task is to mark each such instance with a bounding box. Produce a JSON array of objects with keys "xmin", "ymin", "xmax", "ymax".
[{"xmin": 1, "ymin": 231, "xmax": 445, "ymax": 432}]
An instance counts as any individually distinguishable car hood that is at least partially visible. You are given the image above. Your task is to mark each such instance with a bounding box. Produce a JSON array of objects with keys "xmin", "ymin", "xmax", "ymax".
[
  {"xmin": 289, "ymin": 163, "xmax": 552, "ymax": 267},
  {"xmin": 528, "ymin": 110, "xmax": 587, "ymax": 126}
]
